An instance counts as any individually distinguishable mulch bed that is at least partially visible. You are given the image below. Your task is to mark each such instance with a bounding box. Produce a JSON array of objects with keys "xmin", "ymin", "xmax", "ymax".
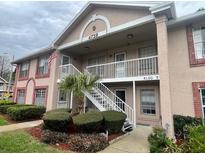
[
  {"xmin": 108, "ymin": 132, "xmax": 125, "ymax": 142},
  {"xmin": 26, "ymin": 126, "xmax": 126, "ymax": 152},
  {"xmin": 0, "ymin": 114, "xmax": 16, "ymax": 124}
]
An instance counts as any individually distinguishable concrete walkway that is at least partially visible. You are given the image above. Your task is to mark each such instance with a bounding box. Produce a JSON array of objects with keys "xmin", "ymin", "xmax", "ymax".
[
  {"xmin": 100, "ymin": 125, "xmax": 152, "ymax": 153},
  {"xmin": 0, "ymin": 120, "xmax": 43, "ymax": 133}
]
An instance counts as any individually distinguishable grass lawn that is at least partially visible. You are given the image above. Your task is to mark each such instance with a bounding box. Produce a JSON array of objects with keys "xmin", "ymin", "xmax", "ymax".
[
  {"xmin": 0, "ymin": 117, "xmax": 8, "ymax": 126},
  {"xmin": 0, "ymin": 131, "xmax": 61, "ymax": 153}
]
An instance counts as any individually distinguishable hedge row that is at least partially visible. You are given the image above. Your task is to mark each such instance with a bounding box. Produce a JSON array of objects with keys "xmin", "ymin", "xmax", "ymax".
[
  {"xmin": 0, "ymin": 104, "xmax": 46, "ymax": 121},
  {"xmin": 43, "ymin": 110, "xmax": 127, "ymax": 134},
  {"xmin": 0, "ymin": 100, "xmax": 16, "ymax": 106}
]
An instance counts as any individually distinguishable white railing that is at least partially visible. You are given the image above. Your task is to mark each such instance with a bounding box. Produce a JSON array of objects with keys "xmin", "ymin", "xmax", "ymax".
[
  {"xmin": 86, "ymin": 56, "xmax": 158, "ymax": 79},
  {"xmin": 59, "ymin": 64, "xmax": 134, "ymax": 125},
  {"xmin": 59, "ymin": 64, "xmax": 81, "ymax": 79}
]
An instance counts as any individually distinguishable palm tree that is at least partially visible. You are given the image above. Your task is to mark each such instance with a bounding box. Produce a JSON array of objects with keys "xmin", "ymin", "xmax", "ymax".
[{"xmin": 59, "ymin": 73, "xmax": 99, "ymax": 114}]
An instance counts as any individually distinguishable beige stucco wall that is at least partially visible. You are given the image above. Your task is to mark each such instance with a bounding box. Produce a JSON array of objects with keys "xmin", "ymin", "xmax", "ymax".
[
  {"xmin": 60, "ymin": 7, "xmax": 151, "ymax": 45},
  {"xmin": 168, "ymin": 25, "xmax": 205, "ymax": 117},
  {"xmin": 105, "ymin": 81, "xmax": 160, "ymax": 126}
]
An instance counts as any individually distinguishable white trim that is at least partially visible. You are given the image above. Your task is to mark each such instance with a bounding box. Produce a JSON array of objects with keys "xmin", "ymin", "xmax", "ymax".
[
  {"xmin": 80, "ymin": 14, "xmax": 111, "ymax": 41},
  {"xmin": 199, "ymin": 88, "xmax": 205, "ymax": 125},
  {"xmin": 99, "ymin": 75, "xmax": 160, "ymax": 83},
  {"xmin": 57, "ymin": 15, "xmax": 155, "ymax": 51},
  {"xmin": 133, "ymin": 81, "xmax": 136, "ymax": 127},
  {"xmin": 61, "ymin": 54, "xmax": 70, "ymax": 65}
]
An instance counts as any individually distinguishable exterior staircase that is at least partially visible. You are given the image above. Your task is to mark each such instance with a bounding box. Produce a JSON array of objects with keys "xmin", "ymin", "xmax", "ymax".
[{"xmin": 59, "ymin": 64, "xmax": 134, "ymax": 131}]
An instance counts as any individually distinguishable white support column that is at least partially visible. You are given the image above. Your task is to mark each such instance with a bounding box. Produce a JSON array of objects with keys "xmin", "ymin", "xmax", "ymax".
[
  {"xmin": 133, "ymin": 81, "xmax": 136, "ymax": 127},
  {"xmin": 70, "ymin": 91, "xmax": 73, "ymax": 109},
  {"xmin": 83, "ymin": 96, "xmax": 86, "ymax": 113}
]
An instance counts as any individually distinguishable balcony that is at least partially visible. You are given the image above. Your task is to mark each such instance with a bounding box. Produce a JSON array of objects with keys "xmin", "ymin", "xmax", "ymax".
[
  {"xmin": 86, "ymin": 56, "xmax": 159, "ymax": 82},
  {"xmin": 59, "ymin": 56, "xmax": 159, "ymax": 82}
]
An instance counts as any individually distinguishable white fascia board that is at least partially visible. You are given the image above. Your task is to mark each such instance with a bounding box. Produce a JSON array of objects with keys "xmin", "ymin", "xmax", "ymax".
[
  {"xmin": 98, "ymin": 75, "xmax": 160, "ymax": 83},
  {"xmin": 57, "ymin": 15, "xmax": 155, "ymax": 51}
]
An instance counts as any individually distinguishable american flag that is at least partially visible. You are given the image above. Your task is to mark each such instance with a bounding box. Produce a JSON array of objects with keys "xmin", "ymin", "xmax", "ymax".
[{"xmin": 48, "ymin": 52, "xmax": 58, "ymax": 64}]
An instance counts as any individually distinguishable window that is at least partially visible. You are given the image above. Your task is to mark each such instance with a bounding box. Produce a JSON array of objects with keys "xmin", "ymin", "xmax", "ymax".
[
  {"xmin": 115, "ymin": 52, "xmax": 126, "ymax": 78},
  {"xmin": 37, "ymin": 56, "xmax": 49, "ymax": 75},
  {"xmin": 138, "ymin": 46, "xmax": 157, "ymax": 75},
  {"xmin": 58, "ymin": 90, "xmax": 67, "ymax": 102},
  {"xmin": 17, "ymin": 89, "xmax": 25, "ymax": 104},
  {"xmin": 87, "ymin": 56, "xmax": 105, "ymax": 76},
  {"xmin": 140, "ymin": 89, "xmax": 156, "ymax": 115},
  {"xmin": 34, "ymin": 89, "xmax": 46, "ymax": 106},
  {"xmin": 61, "ymin": 55, "xmax": 70, "ymax": 65},
  {"xmin": 200, "ymin": 89, "xmax": 205, "ymax": 120},
  {"xmin": 138, "ymin": 46, "xmax": 156, "ymax": 58},
  {"xmin": 19, "ymin": 62, "xmax": 29, "ymax": 78},
  {"xmin": 193, "ymin": 26, "xmax": 205, "ymax": 59}
]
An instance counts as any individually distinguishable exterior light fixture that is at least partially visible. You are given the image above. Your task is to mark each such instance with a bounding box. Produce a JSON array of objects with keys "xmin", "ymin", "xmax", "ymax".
[{"xmin": 127, "ymin": 34, "xmax": 134, "ymax": 39}]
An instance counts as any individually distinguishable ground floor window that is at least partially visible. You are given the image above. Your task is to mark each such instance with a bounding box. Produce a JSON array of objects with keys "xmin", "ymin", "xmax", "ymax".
[
  {"xmin": 140, "ymin": 89, "xmax": 156, "ymax": 115},
  {"xmin": 34, "ymin": 89, "xmax": 46, "ymax": 106},
  {"xmin": 200, "ymin": 88, "xmax": 205, "ymax": 119},
  {"xmin": 17, "ymin": 89, "xmax": 25, "ymax": 104},
  {"xmin": 57, "ymin": 90, "xmax": 69, "ymax": 108},
  {"xmin": 115, "ymin": 89, "xmax": 125, "ymax": 111}
]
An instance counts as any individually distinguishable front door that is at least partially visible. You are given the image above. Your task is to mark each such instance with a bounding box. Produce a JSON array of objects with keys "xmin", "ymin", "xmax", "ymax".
[
  {"xmin": 115, "ymin": 52, "xmax": 126, "ymax": 78},
  {"xmin": 115, "ymin": 89, "xmax": 125, "ymax": 111}
]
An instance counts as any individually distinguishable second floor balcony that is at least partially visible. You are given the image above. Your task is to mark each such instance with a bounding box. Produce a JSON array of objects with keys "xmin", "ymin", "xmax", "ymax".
[{"xmin": 59, "ymin": 56, "xmax": 159, "ymax": 82}]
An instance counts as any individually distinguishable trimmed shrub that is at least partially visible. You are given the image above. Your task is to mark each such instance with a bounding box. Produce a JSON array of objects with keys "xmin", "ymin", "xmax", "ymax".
[
  {"xmin": 173, "ymin": 114, "xmax": 202, "ymax": 138},
  {"xmin": 148, "ymin": 127, "xmax": 182, "ymax": 153},
  {"xmin": 102, "ymin": 111, "xmax": 126, "ymax": 134},
  {"xmin": 0, "ymin": 105, "xmax": 15, "ymax": 114},
  {"xmin": 43, "ymin": 109, "xmax": 72, "ymax": 132},
  {"xmin": 7, "ymin": 105, "xmax": 46, "ymax": 121},
  {"xmin": 185, "ymin": 125, "xmax": 205, "ymax": 152},
  {"xmin": 69, "ymin": 133, "xmax": 109, "ymax": 153},
  {"xmin": 41, "ymin": 129, "xmax": 69, "ymax": 144},
  {"xmin": 0, "ymin": 100, "xmax": 15, "ymax": 106},
  {"xmin": 46, "ymin": 108, "xmax": 72, "ymax": 114},
  {"xmin": 73, "ymin": 112, "xmax": 103, "ymax": 133}
]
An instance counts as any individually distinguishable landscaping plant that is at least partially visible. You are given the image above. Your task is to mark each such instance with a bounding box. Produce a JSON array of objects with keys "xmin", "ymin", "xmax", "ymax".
[
  {"xmin": 0, "ymin": 100, "xmax": 15, "ymax": 106},
  {"xmin": 7, "ymin": 105, "xmax": 46, "ymax": 121},
  {"xmin": 102, "ymin": 110, "xmax": 127, "ymax": 134},
  {"xmin": 69, "ymin": 133, "xmax": 109, "ymax": 153},
  {"xmin": 73, "ymin": 111, "xmax": 103, "ymax": 133},
  {"xmin": 43, "ymin": 108, "xmax": 72, "ymax": 132},
  {"xmin": 59, "ymin": 73, "xmax": 99, "ymax": 114},
  {"xmin": 173, "ymin": 114, "xmax": 202, "ymax": 138}
]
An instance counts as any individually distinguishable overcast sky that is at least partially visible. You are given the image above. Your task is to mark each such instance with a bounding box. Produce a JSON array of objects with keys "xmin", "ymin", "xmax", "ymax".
[{"xmin": 0, "ymin": 1, "xmax": 205, "ymax": 60}]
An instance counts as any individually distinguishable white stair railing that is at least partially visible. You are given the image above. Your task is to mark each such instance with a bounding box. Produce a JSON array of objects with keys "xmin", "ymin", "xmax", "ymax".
[{"xmin": 59, "ymin": 64, "xmax": 134, "ymax": 125}]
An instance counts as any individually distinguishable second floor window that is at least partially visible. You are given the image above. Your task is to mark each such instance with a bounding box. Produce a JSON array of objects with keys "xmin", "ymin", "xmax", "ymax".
[
  {"xmin": 19, "ymin": 62, "xmax": 29, "ymax": 78},
  {"xmin": 37, "ymin": 56, "xmax": 49, "ymax": 75},
  {"xmin": 193, "ymin": 25, "xmax": 205, "ymax": 59}
]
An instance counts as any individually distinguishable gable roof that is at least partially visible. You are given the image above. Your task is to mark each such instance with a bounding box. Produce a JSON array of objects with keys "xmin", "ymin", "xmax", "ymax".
[{"xmin": 52, "ymin": 1, "xmax": 163, "ymax": 46}]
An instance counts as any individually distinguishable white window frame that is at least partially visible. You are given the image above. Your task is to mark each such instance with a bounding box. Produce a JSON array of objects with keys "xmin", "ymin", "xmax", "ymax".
[
  {"xmin": 192, "ymin": 25, "xmax": 205, "ymax": 59},
  {"xmin": 37, "ymin": 55, "xmax": 49, "ymax": 75},
  {"xmin": 19, "ymin": 62, "xmax": 29, "ymax": 78},
  {"xmin": 34, "ymin": 89, "xmax": 46, "ymax": 106},
  {"xmin": 138, "ymin": 46, "xmax": 157, "ymax": 58},
  {"xmin": 17, "ymin": 89, "xmax": 25, "ymax": 104},
  {"xmin": 115, "ymin": 52, "xmax": 126, "ymax": 78},
  {"xmin": 200, "ymin": 88, "xmax": 205, "ymax": 124},
  {"xmin": 57, "ymin": 90, "xmax": 69, "ymax": 108},
  {"xmin": 140, "ymin": 88, "xmax": 156, "ymax": 115}
]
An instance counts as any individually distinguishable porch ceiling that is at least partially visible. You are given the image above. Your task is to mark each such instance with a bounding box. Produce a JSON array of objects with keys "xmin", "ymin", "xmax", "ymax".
[{"xmin": 61, "ymin": 22, "xmax": 156, "ymax": 56}]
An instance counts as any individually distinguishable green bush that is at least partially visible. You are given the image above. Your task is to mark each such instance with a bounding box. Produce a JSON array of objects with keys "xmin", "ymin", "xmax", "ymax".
[
  {"xmin": 0, "ymin": 100, "xmax": 15, "ymax": 106},
  {"xmin": 185, "ymin": 125, "xmax": 205, "ymax": 152},
  {"xmin": 173, "ymin": 114, "xmax": 202, "ymax": 138},
  {"xmin": 148, "ymin": 127, "xmax": 182, "ymax": 153},
  {"xmin": 41, "ymin": 129, "xmax": 69, "ymax": 144},
  {"xmin": 46, "ymin": 108, "xmax": 71, "ymax": 114},
  {"xmin": 43, "ymin": 109, "xmax": 72, "ymax": 132},
  {"xmin": 73, "ymin": 112, "xmax": 103, "ymax": 133},
  {"xmin": 102, "ymin": 111, "xmax": 126, "ymax": 134},
  {"xmin": 7, "ymin": 105, "xmax": 46, "ymax": 121},
  {"xmin": 69, "ymin": 133, "xmax": 109, "ymax": 153}
]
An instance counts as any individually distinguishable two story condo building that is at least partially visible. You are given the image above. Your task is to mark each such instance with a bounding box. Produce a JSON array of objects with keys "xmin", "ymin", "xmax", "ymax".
[{"xmin": 12, "ymin": 1, "xmax": 205, "ymax": 137}]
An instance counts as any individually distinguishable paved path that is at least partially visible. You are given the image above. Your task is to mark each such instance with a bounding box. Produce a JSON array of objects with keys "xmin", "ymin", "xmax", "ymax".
[
  {"xmin": 100, "ymin": 125, "xmax": 152, "ymax": 153},
  {"xmin": 0, "ymin": 120, "xmax": 43, "ymax": 133}
]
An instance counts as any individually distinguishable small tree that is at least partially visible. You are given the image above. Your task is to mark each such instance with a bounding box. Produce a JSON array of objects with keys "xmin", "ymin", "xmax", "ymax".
[{"xmin": 59, "ymin": 73, "xmax": 99, "ymax": 114}]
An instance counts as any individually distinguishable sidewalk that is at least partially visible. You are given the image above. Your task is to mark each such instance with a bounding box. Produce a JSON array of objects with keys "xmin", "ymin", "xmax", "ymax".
[
  {"xmin": 100, "ymin": 125, "xmax": 152, "ymax": 153},
  {"xmin": 0, "ymin": 120, "xmax": 43, "ymax": 133}
]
